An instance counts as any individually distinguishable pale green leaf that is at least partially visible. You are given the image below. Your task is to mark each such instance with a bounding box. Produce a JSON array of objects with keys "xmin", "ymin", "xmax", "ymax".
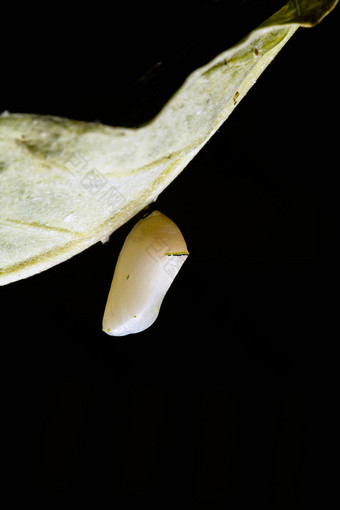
[{"xmin": 0, "ymin": 0, "xmax": 337, "ymax": 285}]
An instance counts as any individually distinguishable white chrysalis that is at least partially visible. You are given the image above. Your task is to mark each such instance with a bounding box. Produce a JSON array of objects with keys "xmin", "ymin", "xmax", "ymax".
[{"xmin": 102, "ymin": 210, "xmax": 189, "ymax": 336}]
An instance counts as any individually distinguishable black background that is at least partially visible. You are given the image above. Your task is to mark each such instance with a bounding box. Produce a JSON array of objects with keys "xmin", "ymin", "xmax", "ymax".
[{"xmin": 1, "ymin": 1, "xmax": 338, "ymax": 507}]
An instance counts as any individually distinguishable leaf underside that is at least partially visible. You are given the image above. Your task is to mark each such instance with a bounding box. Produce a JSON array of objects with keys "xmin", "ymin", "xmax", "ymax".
[{"xmin": 0, "ymin": 0, "xmax": 337, "ymax": 285}]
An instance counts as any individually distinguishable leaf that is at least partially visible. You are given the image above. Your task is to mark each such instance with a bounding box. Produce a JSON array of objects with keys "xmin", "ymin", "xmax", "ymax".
[{"xmin": 0, "ymin": 0, "xmax": 337, "ymax": 285}]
